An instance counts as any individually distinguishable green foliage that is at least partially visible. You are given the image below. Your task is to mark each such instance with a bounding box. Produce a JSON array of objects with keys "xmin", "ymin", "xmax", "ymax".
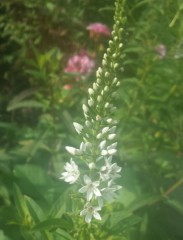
[{"xmin": 0, "ymin": 0, "xmax": 183, "ymax": 239}]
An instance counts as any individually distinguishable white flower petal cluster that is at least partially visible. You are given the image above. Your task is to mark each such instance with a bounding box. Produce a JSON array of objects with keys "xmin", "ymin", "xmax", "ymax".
[
  {"xmin": 100, "ymin": 156, "xmax": 122, "ymax": 181},
  {"xmin": 60, "ymin": 0, "xmax": 125, "ymax": 223},
  {"xmin": 79, "ymin": 175, "xmax": 101, "ymax": 201},
  {"xmin": 60, "ymin": 159, "xmax": 80, "ymax": 184},
  {"xmin": 80, "ymin": 203, "xmax": 101, "ymax": 223}
]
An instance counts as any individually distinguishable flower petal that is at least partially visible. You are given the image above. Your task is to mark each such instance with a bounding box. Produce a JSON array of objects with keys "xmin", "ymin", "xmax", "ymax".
[
  {"xmin": 83, "ymin": 175, "xmax": 91, "ymax": 184},
  {"xmin": 93, "ymin": 212, "xmax": 101, "ymax": 221},
  {"xmin": 87, "ymin": 189, "xmax": 93, "ymax": 201},
  {"xmin": 79, "ymin": 186, "xmax": 87, "ymax": 193},
  {"xmin": 85, "ymin": 213, "xmax": 92, "ymax": 223},
  {"xmin": 94, "ymin": 188, "xmax": 101, "ymax": 197}
]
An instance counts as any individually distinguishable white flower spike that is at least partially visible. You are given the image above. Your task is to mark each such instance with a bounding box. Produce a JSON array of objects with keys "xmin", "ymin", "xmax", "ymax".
[{"xmin": 60, "ymin": 0, "xmax": 126, "ymax": 223}]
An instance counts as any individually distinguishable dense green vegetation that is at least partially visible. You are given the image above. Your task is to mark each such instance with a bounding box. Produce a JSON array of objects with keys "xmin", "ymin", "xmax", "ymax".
[{"xmin": 0, "ymin": 0, "xmax": 183, "ymax": 239}]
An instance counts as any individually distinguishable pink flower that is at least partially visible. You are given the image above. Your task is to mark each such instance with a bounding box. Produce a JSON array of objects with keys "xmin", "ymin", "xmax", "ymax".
[
  {"xmin": 63, "ymin": 84, "xmax": 73, "ymax": 90},
  {"xmin": 86, "ymin": 23, "xmax": 111, "ymax": 38},
  {"xmin": 155, "ymin": 44, "xmax": 166, "ymax": 59},
  {"xmin": 64, "ymin": 51, "xmax": 95, "ymax": 78}
]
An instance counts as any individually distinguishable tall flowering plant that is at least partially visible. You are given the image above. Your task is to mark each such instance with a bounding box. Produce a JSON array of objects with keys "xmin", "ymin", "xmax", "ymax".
[{"xmin": 60, "ymin": 0, "xmax": 126, "ymax": 223}]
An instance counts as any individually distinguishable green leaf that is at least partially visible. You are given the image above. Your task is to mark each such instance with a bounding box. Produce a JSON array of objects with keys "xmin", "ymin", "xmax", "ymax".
[
  {"xmin": 33, "ymin": 217, "xmax": 73, "ymax": 232},
  {"xmin": 7, "ymin": 89, "xmax": 43, "ymax": 111},
  {"xmin": 25, "ymin": 196, "xmax": 46, "ymax": 222},
  {"xmin": 0, "ymin": 230, "xmax": 11, "ymax": 240},
  {"xmin": 56, "ymin": 229, "xmax": 74, "ymax": 240},
  {"xmin": 49, "ymin": 192, "xmax": 66, "ymax": 218},
  {"xmin": 110, "ymin": 194, "xmax": 160, "ymax": 227},
  {"xmin": 7, "ymin": 100, "xmax": 43, "ymax": 111},
  {"xmin": 0, "ymin": 182, "xmax": 11, "ymax": 205},
  {"xmin": 13, "ymin": 164, "xmax": 52, "ymax": 186},
  {"xmin": 13, "ymin": 184, "xmax": 32, "ymax": 227},
  {"xmin": 0, "ymin": 149, "xmax": 13, "ymax": 161}
]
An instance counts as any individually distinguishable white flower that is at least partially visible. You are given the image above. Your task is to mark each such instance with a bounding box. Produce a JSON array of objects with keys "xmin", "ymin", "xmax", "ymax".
[
  {"xmin": 79, "ymin": 175, "xmax": 101, "ymax": 201},
  {"xmin": 100, "ymin": 157, "xmax": 121, "ymax": 181},
  {"xmin": 80, "ymin": 203, "xmax": 101, "ymax": 223},
  {"xmin": 102, "ymin": 184, "xmax": 122, "ymax": 201},
  {"xmin": 97, "ymin": 181, "xmax": 122, "ymax": 207},
  {"xmin": 60, "ymin": 159, "xmax": 80, "ymax": 184}
]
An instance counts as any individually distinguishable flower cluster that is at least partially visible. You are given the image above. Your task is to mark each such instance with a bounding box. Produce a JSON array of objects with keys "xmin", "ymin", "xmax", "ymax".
[
  {"xmin": 155, "ymin": 44, "xmax": 166, "ymax": 59},
  {"xmin": 60, "ymin": 0, "xmax": 126, "ymax": 223},
  {"xmin": 86, "ymin": 23, "xmax": 111, "ymax": 39},
  {"xmin": 64, "ymin": 50, "xmax": 95, "ymax": 79}
]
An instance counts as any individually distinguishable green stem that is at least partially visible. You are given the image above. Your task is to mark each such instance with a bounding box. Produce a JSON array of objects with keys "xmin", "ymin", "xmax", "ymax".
[
  {"xmin": 169, "ymin": 2, "xmax": 183, "ymax": 27},
  {"xmin": 163, "ymin": 178, "xmax": 183, "ymax": 197}
]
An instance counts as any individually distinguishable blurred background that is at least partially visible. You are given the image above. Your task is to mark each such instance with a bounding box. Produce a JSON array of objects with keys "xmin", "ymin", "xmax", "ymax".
[{"xmin": 0, "ymin": 0, "xmax": 183, "ymax": 239}]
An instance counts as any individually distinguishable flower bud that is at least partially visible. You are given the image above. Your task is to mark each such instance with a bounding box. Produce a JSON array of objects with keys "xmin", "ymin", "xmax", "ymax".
[
  {"xmin": 101, "ymin": 150, "xmax": 108, "ymax": 156},
  {"xmin": 96, "ymin": 133, "xmax": 102, "ymax": 139},
  {"xmin": 88, "ymin": 99, "xmax": 94, "ymax": 107},
  {"xmin": 105, "ymin": 72, "xmax": 110, "ymax": 77},
  {"xmin": 82, "ymin": 104, "xmax": 88, "ymax": 112},
  {"xmin": 97, "ymin": 95, "xmax": 102, "ymax": 102},
  {"xmin": 108, "ymin": 149, "xmax": 117, "ymax": 155},
  {"xmin": 65, "ymin": 146, "xmax": 81, "ymax": 155},
  {"xmin": 96, "ymin": 67, "xmax": 102, "ymax": 78},
  {"xmin": 108, "ymin": 134, "xmax": 116, "ymax": 140},
  {"xmin": 114, "ymin": 63, "xmax": 119, "ymax": 69},
  {"xmin": 104, "ymin": 86, "xmax": 109, "ymax": 92},
  {"xmin": 106, "ymin": 118, "xmax": 113, "ymax": 124},
  {"xmin": 88, "ymin": 162, "xmax": 96, "ymax": 169},
  {"xmin": 85, "ymin": 120, "xmax": 91, "ymax": 127},
  {"xmin": 105, "ymin": 102, "xmax": 109, "ymax": 108},
  {"xmin": 88, "ymin": 88, "xmax": 94, "ymax": 95},
  {"xmin": 113, "ymin": 77, "xmax": 118, "ymax": 84},
  {"xmin": 102, "ymin": 127, "xmax": 109, "ymax": 134},
  {"xmin": 93, "ymin": 83, "xmax": 98, "ymax": 90},
  {"xmin": 73, "ymin": 122, "xmax": 83, "ymax": 134},
  {"xmin": 99, "ymin": 140, "xmax": 106, "ymax": 150}
]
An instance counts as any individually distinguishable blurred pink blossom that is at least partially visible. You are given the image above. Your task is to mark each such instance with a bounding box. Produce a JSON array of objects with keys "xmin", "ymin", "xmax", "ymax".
[
  {"xmin": 155, "ymin": 44, "xmax": 166, "ymax": 58},
  {"xmin": 63, "ymin": 84, "xmax": 73, "ymax": 90},
  {"xmin": 64, "ymin": 51, "xmax": 95, "ymax": 78},
  {"xmin": 86, "ymin": 23, "xmax": 111, "ymax": 38}
]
